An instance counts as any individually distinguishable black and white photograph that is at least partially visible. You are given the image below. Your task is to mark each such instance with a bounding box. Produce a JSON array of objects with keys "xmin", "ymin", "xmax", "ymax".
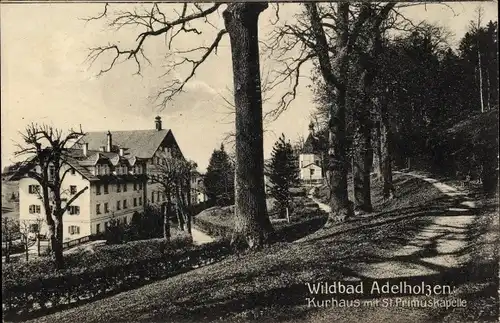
[{"xmin": 1, "ymin": 1, "xmax": 499, "ymax": 322}]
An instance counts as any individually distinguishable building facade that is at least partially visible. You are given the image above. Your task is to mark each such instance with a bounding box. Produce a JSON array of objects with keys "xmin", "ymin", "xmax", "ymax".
[
  {"xmin": 15, "ymin": 147, "xmax": 148, "ymax": 241},
  {"xmin": 299, "ymin": 123, "xmax": 324, "ymax": 183},
  {"xmin": 190, "ymin": 172, "xmax": 207, "ymax": 205},
  {"xmin": 14, "ymin": 116, "xmax": 189, "ymax": 241},
  {"xmin": 299, "ymin": 154, "xmax": 323, "ymax": 181}
]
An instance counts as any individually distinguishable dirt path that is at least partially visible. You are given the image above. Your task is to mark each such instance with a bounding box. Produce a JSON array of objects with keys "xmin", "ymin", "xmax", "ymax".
[{"xmin": 191, "ymin": 227, "xmax": 214, "ymax": 245}]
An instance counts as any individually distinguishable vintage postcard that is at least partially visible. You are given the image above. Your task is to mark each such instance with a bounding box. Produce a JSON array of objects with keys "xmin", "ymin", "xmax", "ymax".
[{"xmin": 1, "ymin": 1, "xmax": 498, "ymax": 322}]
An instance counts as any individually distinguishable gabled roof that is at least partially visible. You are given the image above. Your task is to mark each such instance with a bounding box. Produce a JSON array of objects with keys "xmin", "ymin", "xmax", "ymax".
[
  {"xmin": 302, "ymin": 162, "xmax": 321, "ymax": 169},
  {"xmin": 74, "ymin": 129, "xmax": 172, "ymax": 159},
  {"xmin": 9, "ymin": 148, "xmax": 148, "ymax": 182}
]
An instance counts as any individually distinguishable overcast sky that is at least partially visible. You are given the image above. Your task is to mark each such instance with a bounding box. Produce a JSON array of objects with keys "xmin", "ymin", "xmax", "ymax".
[{"xmin": 1, "ymin": 2, "xmax": 498, "ymax": 172}]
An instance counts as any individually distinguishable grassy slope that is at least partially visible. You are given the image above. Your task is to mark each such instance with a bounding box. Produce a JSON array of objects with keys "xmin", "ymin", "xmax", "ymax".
[{"xmin": 22, "ymin": 173, "xmax": 497, "ymax": 323}]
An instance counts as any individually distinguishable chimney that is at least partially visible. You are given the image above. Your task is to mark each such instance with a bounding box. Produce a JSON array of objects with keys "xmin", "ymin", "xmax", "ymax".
[
  {"xmin": 83, "ymin": 143, "xmax": 89, "ymax": 156},
  {"xmin": 155, "ymin": 116, "xmax": 162, "ymax": 131},
  {"xmin": 106, "ymin": 131, "xmax": 112, "ymax": 152},
  {"xmin": 119, "ymin": 148, "xmax": 125, "ymax": 157},
  {"xmin": 99, "ymin": 146, "xmax": 105, "ymax": 152}
]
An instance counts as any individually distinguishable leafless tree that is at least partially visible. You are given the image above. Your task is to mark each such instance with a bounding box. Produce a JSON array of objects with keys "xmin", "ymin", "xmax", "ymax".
[
  {"xmin": 15, "ymin": 123, "xmax": 88, "ymax": 269},
  {"xmin": 18, "ymin": 220, "xmax": 33, "ymax": 262},
  {"xmin": 151, "ymin": 153, "xmax": 197, "ymax": 238},
  {"xmin": 85, "ymin": 2, "xmax": 274, "ymax": 249}
]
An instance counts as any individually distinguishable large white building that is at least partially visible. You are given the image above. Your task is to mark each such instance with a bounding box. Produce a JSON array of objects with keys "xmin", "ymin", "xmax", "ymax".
[
  {"xmin": 13, "ymin": 116, "xmax": 188, "ymax": 241},
  {"xmin": 13, "ymin": 146, "xmax": 148, "ymax": 241}
]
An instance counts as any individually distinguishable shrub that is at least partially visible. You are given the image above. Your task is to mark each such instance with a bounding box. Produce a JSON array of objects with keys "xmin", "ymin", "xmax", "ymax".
[
  {"xmin": 1, "ymin": 240, "xmax": 26, "ymax": 255},
  {"xmin": 289, "ymin": 187, "xmax": 307, "ymax": 197},
  {"xmin": 194, "ymin": 205, "xmax": 234, "ymax": 239},
  {"xmin": 2, "ymin": 234, "xmax": 222, "ymax": 319}
]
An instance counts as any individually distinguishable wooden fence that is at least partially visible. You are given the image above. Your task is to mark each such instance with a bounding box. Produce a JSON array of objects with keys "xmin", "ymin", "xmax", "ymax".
[{"xmin": 61, "ymin": 235, "xmax": 91, "ymax": 250}]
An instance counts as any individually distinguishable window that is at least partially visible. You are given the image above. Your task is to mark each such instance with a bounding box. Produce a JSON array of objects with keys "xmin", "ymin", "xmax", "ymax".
[
  {"xmin": 68, "ymin": 206, "xmax": 80, "ymax": 215},
  {"xmin": 104, "ymin": 184, "xmax": 109, "ymax": 194},
  {"xmin": 96, "ymin": 184, "xmax": 101, "ymax": 195},
  {"xmin": 123, "ymin": 200, "xmax": 128, "ymax": 209},
  {"xmin": 123, "ymin": 183, "xmax": 127, "ymax": 192},
  {"xmin": 138, "ymin": 183, "xmax": 142, "ymax": 190},
  {"xmin": 315, "ymin": 160, "xmax": 320, "ymax": 166},
  {"xmin": 96, "ymin": 223, "xmax": 101, "ymax": 233},
  {"xmin": 151, "ymin": 191, "xmax": 155, "ymax": 203},
  {"xmin": 104, "ymin": 203, "xmax": 109, "ymax": 213},
  {"xmin": 162, "ymin": 192, "xmax": 166, "ymax": 201},
  {"xmin": 117, "ymin": 200, "xmax": 121, "ymax": 210},
  {"xmin": 123, "ymin": 217, "xmax": 127, "ymax": 225},
  {"xmin": 123, "ymin": 166, "xmax": 127, "ymax": 174},
  {"xmin": 133, "ymin": 183, "xmax": 137, "ymax": 191},
  {"xmin": 29, "ymin": 205, "xmax": 40, "ymax": 214},
  {"xmin": 117, "ymin": 184, "xmax": 121, "ymax": 193},
  {"xmin": 310, "ymin": 169, "xmax": 315, "ymax": 176},
  {"xmin": 29, "ymin": 205, "xmax": 42, "ymax": 214},
  {"xmin": 133, "ymin": 198, "xmax": 137, "ymax": 207},
  {"xmin": 68, "ymin": 226, "xmax": 80, "ymax": 235},
  {"xmin": 139, "ymin": 197, "xmax": 142, "ymax": 206},
  {"xmin": 70, "ymin": 169, "xmax": 76, "ymax": 175},
  {"xmin": 28, "ymin": 185, "xmax": 40, "ymax": 194},
  {"xmin": 157, "ymin": 191, "xmax": 160, "ymax": 202},
  {"xmin": 70, "ymin": 185, "xmax": 77, "ymax": 195},
  {"xmin": 96, "ymin": 204, "xmax": 101, "ymax": 215}
]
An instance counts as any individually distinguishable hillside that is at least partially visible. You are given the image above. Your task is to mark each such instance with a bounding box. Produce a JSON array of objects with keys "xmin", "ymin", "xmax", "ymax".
[{"xmin": 21, "ymin": 172, "xmax": 498, "ymax": 323}]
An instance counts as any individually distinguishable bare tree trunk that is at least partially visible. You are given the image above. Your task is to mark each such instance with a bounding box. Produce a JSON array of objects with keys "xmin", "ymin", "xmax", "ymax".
[
  {"xmin": 163, "ymin": 202, "xmax": 171, "ymax": 242},
  {"xmin": 25, "ymin": 236, "xmax": 29, "ymax": 262},
  {"xmin": 374, "ymin": 120, "xmax": 383, "ymax": 180},
  {"xmin": 176, "ymin": 203, "xmax": 185, "ymax": 232},
  {"xmin": 380, "ymin": 111, "xmax": 395, "ymax": 199},
  {"xmin": 478, "ymin": 48, "xmax": 485, "ymax": 113},
  {"xmin": 326, "ymin": 4, "xmax": 353, "ymax": 224},
  {"xmin": 5, "ymin": 239, "xmax": 10, "ymax": 263},
  {"xmin": 37, "ymin": 233, "xmax": 41, "ymax": 256},
  {"xmin": 180, "ymin": 186, "xmax": 192, "ymax": 236},
  {"xmin": 486, "ymin": 65, "xmax": 491, "ymax": 111},
  {"xmin": 48, "ymin": 214, "xmax": 64, "ymax": 269},
  {"xmin": 223, "ymin": 2, "xmax": 273, "ymax": 249},
  {"xmin": 353, "ymin": 122, "xmax": 373, "ymax": 212}
]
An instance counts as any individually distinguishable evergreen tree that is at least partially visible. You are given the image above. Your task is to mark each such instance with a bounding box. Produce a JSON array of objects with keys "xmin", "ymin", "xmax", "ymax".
[
  {"xmin": 204, "ymin": 144, "xmax": 235, "ymax": 206},
  {"xmin": 268, "ymin": 134, "xmax": 299, "ymax": 218}
]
